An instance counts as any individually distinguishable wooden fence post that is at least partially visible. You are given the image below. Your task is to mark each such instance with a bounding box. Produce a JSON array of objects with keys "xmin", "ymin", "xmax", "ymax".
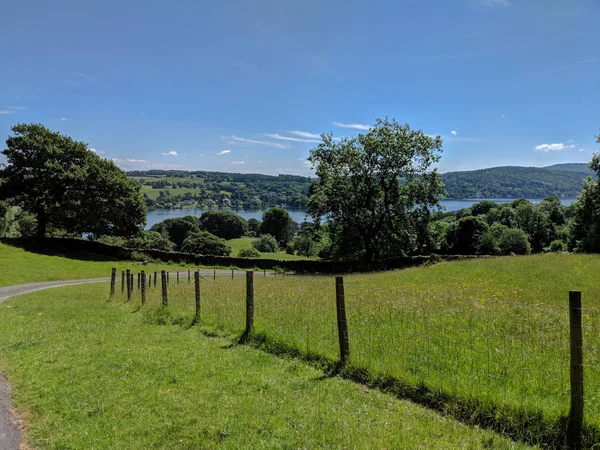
[
  {"xmin": 130, "ymin": 273, "xmax": 134, "ymax": 293},
  {"xmin": 188, "ymin": 270, "xmax": 191, "ymax": 283},
  {"xmin": 110, "ymin": 268, "xmax": 116, "ymax": 299},
  {"xmin": 148, "ymin": 274, "xmax": 151, "ymax": 287},
  {"xmin": 568, "ymin": 290, "xmax": 584, "ymax": 450},
  {"xmin": 121, "ymin": 270, "xmax": 125, "ymax": 293},
  {"xmin": 161, "ymin": 270, "xmax": 168, "ymax": 307},
  {"xmin": 137, "ymin": 272, "xmax": 140, "ymax": 290},
  {"xmin": 177, "ymin": 271, "xmax": 179, "ymax": 284},
  {"xmin": 195, "ymin": 271, "xmax": 201, "ymax": 322},
  {"xmin": 126, "ymin": 269, "xmax": 131, "ymax": 301},
  {"xmin": 245, "ymin": 271, "xmax": 254, "ymax": 334},
  {"xmin": 154, "ymin": 271, "xmax": 157, "ymax": 287},
  {"xmin": 141, "ymin": 271, "xmax": 146, "ymax": 305},
  {"xmin": 335, "ymin": 276, "xmax": 350, "ymax": 365},
  {"xmin": 264, "ymin": 268, "xmax": 266, "ymax": 278},
  {"xmin": 213, "ymin": 269, "xmax": 216, "ymax": 280},
  {"xmin": 232, "ymin": 268, "xmax": 234, "ymax": 280}
]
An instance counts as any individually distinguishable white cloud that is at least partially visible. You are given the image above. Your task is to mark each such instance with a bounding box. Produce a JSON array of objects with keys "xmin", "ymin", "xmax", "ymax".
[
  {"xmin": 451, "ymin": 130, "xmax": 458, "ymax": 136},
  {"xmin": 482, "ymin": 0, "xmax": 510, "ymax": 7},
  {"xmin": 262, "ymin": 133, "xmax": 320, "ymax": 143},
  {"xmin": 302, "ymin": 159, "xmax": 312, "ymax": 168},
  {"xmin": 140, "ymin": 112, "xmax": 147, "ymax": 117},
  {"xmin": 231, "ymin": 160, "xmax": 246, "ymax": 165},
  {"xmin": 217, "ymin": 150, "xmax": 232, "ymax": 155},
  {"xmin": 61, "ymin": 117, "xmax": 71, "ymax": 121},
  {"xmin": 534, "ymin": 143, "xmax": 576, "ymax": 152},
  {"xmin": 258, "ymin": 160, "xmax": 267, "ymax": 163},
  {"xmin": 126, "ymin": 158, "xmax": 148, "ymax": 163},
  {"xmin": 162, "ymin": 151, "xmax": 178, "ymax": 156},
  {"xmin": 501, "ymin": 114, "xmax": 506, "ymax": 119},
  {"xmin": 89, "ymin": 148, "xmax": 97, "ymax": 153},
  {"xmin": 224, "ymin": 135, "xmax": 290, "ymax": 149},
  {"xmin": 333, "ymin": 121, "xmax": 370, "ymax": 130},
  {"xmin": 112, "ymin": 158, "xmax": 183, "ymax": 170},
  {"xmin": 0, "ymin": 106, "xmax": 27, "ymax": 114},
  {"xmin": 579, "ymin": 148, "xmax": 584, "ymax": 152},
  {"xmin": 0, "ymin": 110, "xmax": 14, "ymax": 114},
  {"xmin": 289, "ymin": 130, "xmax": 321, "ymax": 139}
]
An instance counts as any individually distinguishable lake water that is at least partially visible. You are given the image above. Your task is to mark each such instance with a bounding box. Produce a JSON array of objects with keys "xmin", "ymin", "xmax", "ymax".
[{"xmin": 145, "ymin": 198, "xmax": 577, "ymax": 229}]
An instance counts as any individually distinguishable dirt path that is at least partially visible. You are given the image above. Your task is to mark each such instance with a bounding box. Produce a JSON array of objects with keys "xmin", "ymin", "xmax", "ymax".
[{"xmin": 0, "ymin": 269, "xmax": 251, "ymax": 450}]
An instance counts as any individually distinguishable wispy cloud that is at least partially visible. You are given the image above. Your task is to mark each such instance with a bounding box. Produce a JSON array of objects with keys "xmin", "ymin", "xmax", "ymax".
[
  {"xmin": 549, "ymin": 57, "xmax": 597, "ymax": 73},
  {"xmin": 61, "ymin": 117, "xmax": 71, "ymax": 121},
  {"xmin": 112, "ymin": 158, "xmax": 183, "ymax": 170},
  {"xmin": 258, "ymin": 160, "xmax": 267, "ymax": 164},
  {"xmin": 217, "ymin": 150, "xmax": 232, "ymax": 155},
  {"xmin": 140, "ymin": 112, "xmax": 147, "ymax": 117},
  {"xmin": 89, "ymin": 148, "xmax": 97, "ymax": 153},
  {"xmin": 333, "ymin": 121, "xmax": 370, "ymax": 131},
  {"xmin": 289, "ymin": 130, "xmax": 321, "ymax": 139},
  {"xmin": 304, "ymin": 50, "xmax": 343, "ymax": 80},
  {"xmin": 451, "ymin": 130, "xmax": 458, "ymax": 136},
  {"xmin": 482, "ymin": 0, "xmax": 510, "ymax": 7},
  {"xmin": 501, "ymin": 114, "xmax": 506, "ymax": 119},
  {"xmin": 231, "ymin": 160, "xmax": 246, "ymax": 165},
  {"xmin": 76, "ymin": 72, "xmax": 92, "ymax": 80},
  {"xmin": 0, "ymin": 110, "xmax": 14, "ymax": 114},
  {"xmin": 0, "ymin": 106, "xmax": 27, "ymax": 114},
  {"xmin": 162, "ymin": 151, "xmax": 178, "ymax": 156},
  {"xmin": 535, "ymin": 143, "xmax": 576, "ymax": 152},
  {"xmin": 222, "ymin": 135, "xmax": 290, "ymax": 149},
  {"xmin": 262, "ymin": 133, "xmax": 320, "ymax": 143}
]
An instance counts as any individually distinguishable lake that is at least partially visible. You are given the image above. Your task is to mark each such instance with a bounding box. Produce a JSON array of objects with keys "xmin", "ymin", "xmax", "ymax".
[{"xmin": 145, "ymin": 198, "xmax": 577, "ymax": 229}]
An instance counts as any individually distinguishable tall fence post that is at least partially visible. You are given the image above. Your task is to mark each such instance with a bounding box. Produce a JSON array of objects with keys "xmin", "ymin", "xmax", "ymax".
[
  {"xmin": 213, "ymin": 269, "xmax": 216, "ymax": 281},
  {"xmin": 126, "ymin": 269, "xmax": 131, "ymax": 301},
  {"xmin": 335, "ymin": 276, "xmax": 350, "ymax": 365},
  {"xmin": 195, "ymin": 271, "xmax": 201, "ymax": 322},
  {"xmin": 130, "ymin": 273, "xmax": 134, "ymax": 294},
  {"xmin": 121, "ymin": 270, "xmax": 125, "ymax": 293},
  {"xmin": 110, "ymin": 267, "xmax": 116, "ymax": 299},
  {"xmin": 568, "ymin": 290, "xmax": 584, "ymax": 450},
  {"xmin": 245, "ymin": 271, "xmax": 254, "ymax": 335},
  {"xmin": 188, "ymin": 270, "xmax": 191, "ymax": 283},
  {"xmin": 141, "ymin": 271, "xmax": 146, "ymax": 305},
  {"xmin": 137, "ymin": 272, "xmax": 140, "ymax": 290},
  {"xmin": 148, "ymin": 274, "xmax": 151, "ymax": 287},
  {"xmin": 232, "ymin": 268, "xmax": 234, "ymax": 280},
  {"xmin": 161, "ymin": 270, "xmax": 168, "ymax": 307},
  {"xmin": 154, "ymin": 271, "xmax": 157, "ymax": 287},
  {"xmin": 177, "ymin": 271, "xmax": 179, "ymax": 284}
]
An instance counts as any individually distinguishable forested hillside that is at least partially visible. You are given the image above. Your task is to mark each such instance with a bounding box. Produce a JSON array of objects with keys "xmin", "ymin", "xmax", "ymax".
[{"xmin": 440, "ymin": 164, "xmax": 594, "ymax": 199}]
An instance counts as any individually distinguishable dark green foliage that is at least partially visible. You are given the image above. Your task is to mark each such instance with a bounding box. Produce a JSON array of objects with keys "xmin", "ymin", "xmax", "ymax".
[
  {"xmin": 451, "ymin": 216, "xmax": 489, "ymax": 254},
  {"xmin": 252, "ymin": 234, "xmax": 279, "ymax": 253},
  {"xmin": 150, "ymin": 216, "xmax": 199, "ymax": 249},
  {"xmin": 513, "ymin": 201, "xmax": 554, "ymax": 252},
  {"xmin": 247, "ymin": 218, "xmax": 261, "ymax": 235},
  {"xmin": 498, "ymin": 228, "xmax": 531, "ymax": 255},
  {"xmin": 124, "ymin": 230, "xmax": 176, "ymax": 252},
  {"xmin": 549, "ymin": 240, "xmax": 566, "ymax": 252},
  {"xmin": 285, "ymin": 243, "xmax": 295, "ymax": 255},
  {"xmin": 260, "ymin": 208, "xmax": 296, "ymax": 246},
  {"xmin": 238, "ymin": 247, "xmax": 261, "ymax": 258},
  {"xmin": 441, "ymin": 164, "xmax": 594, "ymax": 199},
  {"xmin": 0, "ymin": 123, "xmax": 146, "ymax": 239},
  {"xmin": 199, "ymin": 210, "xmax": 247, "ymax": 240},
  {"xmin": 308, "ymin": 118, "xmax": 443, "ymax": 261},
  {"xmin": 471, "ymin": 200, "xmax": 498, "ymax": 216},
  {"xmin": 180, "ymin": 231, "xmax": 231, "ymax": 256}
]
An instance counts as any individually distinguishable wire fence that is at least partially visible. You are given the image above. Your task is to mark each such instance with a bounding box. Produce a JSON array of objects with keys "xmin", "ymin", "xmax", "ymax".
[{"xmin": 109, "ymin": 268, "xmax": 600, "ymax": 448}]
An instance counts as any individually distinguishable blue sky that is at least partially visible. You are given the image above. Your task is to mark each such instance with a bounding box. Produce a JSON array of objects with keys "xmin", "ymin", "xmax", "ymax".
[{"xmin": 1, "ymin": 0, "xmax": 599, "ymax": 175}]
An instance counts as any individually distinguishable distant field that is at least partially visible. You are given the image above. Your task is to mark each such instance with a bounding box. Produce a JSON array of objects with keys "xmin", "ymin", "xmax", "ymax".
[
  {"xmin": 0, "ymin": 284, "xmax": 528, "ymax": 449},
  {"xmin": 140, "ymin": 185, "xmax": 201, "ymax": 200},
  {"xmin": 133, "ymin": 253, "xmax": 600, "ymax": 444},
  {"xmin": 0, "ymin": 242, "xmax": 195, "ymax": 287},
  {"xmin": 227, "ymin": 236, "xmax": 315, "ymax": 261}
]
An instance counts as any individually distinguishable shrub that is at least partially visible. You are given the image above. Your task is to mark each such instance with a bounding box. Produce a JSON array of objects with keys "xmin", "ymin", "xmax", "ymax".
[
  {"xmin": 180, "ymin": 231, "xmax": 231, "ymax": 256},
  {"xmin": 451, "ymin": 216, "xmax": 489, "ymax": 255},
  {"xmin": 252, "ymin": 234, "xmax": 279, "ymax": 253},
  {"xmin": 498, "ymin": 228, "xmax": 531, "ymax": 255},
  {"xmin": 199, "ymin": 210, "xmax": 247, "ymax": 240},
  {"xmin": 549, "ymin": 239, "xmax": 566, "ymax": 252},
  {"xmin": 285, "ymin": 243, "xmax": 295, "ymax": 255},
  {"xmin": 150, "ymin": 216, "xmax": 199, "ymax": 249},
  {"xmin": 260, "ymin": 208, "xmax": 297, "ymax": 246},
  {"xmin": 124, "ymin": 231, "xmax": 176, "ymax": 252},
  {"xmin": 247, "ymin": 218, "xmax": 261, "ymax": 235},
  {"xmin": 238, "ymin": 247, "xmax": 261, "ymax": 258}
]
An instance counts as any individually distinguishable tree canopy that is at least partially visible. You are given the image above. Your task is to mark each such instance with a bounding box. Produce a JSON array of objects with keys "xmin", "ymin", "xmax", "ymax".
[
  {"xmin": 307, "ymin": 118, "xmax": 443, "ymax": 261},
  {"xmin": 199, "ymin": 210, "xmax": 247, "ymax": 240},
  {"xmin": 180, "ymin": 231, "xmax": 231, "ymax": 256},
  {"xmin": 0, "ymin": 123, "xmax": 146, "ymax": 239},
  {"xmin": 260, "ymin": 208, "xmax": 296, "ymax": 246}
]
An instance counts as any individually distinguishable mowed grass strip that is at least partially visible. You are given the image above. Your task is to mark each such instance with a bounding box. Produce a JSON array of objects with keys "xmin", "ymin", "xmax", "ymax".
[
  {"xmin": 226, "ymin": 236, "xmax": 315, "ymax": 261},
  {"xmin": 138, "ymin": 254, "xmax": 600, "ymax": 444},
  {"xmin": 0, "ymin": 284, "xmax": 528, "ymax": 449},
  {"xmin": 0, "ymin": 242, "xmax": 197, "ymax": 287}
]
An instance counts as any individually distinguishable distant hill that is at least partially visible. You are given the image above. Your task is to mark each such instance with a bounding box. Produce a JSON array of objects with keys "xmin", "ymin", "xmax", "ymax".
[{"xmin": 441, "ymin": 164, "xmax": 594, "ymax": 199}]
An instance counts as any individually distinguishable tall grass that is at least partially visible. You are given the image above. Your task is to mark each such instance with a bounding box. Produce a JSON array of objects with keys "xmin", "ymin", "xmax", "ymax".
[{"xmin": 124, "ymin": 254, "xmax": 600, "ymax": 447}]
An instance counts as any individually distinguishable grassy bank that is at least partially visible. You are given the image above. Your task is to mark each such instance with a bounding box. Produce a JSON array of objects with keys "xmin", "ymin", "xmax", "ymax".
[
  {"xmin": 0, "ymin": 284, "xmax": 527, "ymax": 449},
  {"xmin": 0, "ymin": 242, "xmax": 195, "ymax": 287},
  {"xmin": 226, "ymin": 236, "xmax": 315, "ymax": 261},
  {"xmin": 131, "ymin": 253, "xmax": 600, "ymax": 447}
]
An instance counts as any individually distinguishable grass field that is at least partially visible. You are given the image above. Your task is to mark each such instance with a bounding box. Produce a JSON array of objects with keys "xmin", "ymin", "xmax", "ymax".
[
  {"xmin": 130, "ymin": 253, "xmax": 600, "ymax": 446},
  {"xmin": 0, "ymin": 284, "xmax": 529, "ymax": 449},
  {"xmin": 140, "ymin": 184, "xmax": 202, "ymax": 200},
  {"xmin": 0, "ymin": 242, "xmax": 195, "ymax": 287},
  {"xmin": 227, "ymin": 236, "xmax": 315, "ymax": 261}
]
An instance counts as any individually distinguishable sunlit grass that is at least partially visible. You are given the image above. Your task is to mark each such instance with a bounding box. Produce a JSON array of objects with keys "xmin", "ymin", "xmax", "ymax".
[{"xmin": 227, "ymin": 236, "xmax": 316, "ymax": 261}]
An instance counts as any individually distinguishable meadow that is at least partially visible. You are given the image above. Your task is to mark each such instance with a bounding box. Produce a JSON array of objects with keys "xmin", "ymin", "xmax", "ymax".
[
  {"xmin": 0, "ymin": 284, "xmax": 528, "ymax": 449},
  {"xmin": 128, "ymin": 253, "xmax": 600, "ymax": 446},
  {"xmin": 227, "ymin": 236, "xmax": 315, "ymax": 261}
]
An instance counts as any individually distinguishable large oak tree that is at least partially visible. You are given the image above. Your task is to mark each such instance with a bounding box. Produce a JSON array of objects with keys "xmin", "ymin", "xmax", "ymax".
[
  {"xmin": 307, "ymin": 118, "xmax": 443, "ymax": 261},
  {"xmin": 0, "ymin": 123, "xmax": 146, "ymax": 239}
]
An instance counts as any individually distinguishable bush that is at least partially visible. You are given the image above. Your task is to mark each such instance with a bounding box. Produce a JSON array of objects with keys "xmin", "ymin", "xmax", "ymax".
[
  {"xmin": 260, "ymin": 208, "xmax": 296, "ymax": 246},
  {"xmin": 549, "ymin": 239, "xmax": 566, "ymax": 252},
  {"xmin": 199, "ymin": 210, "xmax": 247, "ymax": 240},
  {"xmin": 238, "ymin": 247, "xmax": 261, "ymax": 258},
  {"xmin": 124, "ymin": 231, "xmax": 176, "ymax": 252},
  {"xmin": 180, "ymin": 231, "xmax": 231, "ymax": 256},
  {"xmin": 285, "ymin": 243, "xmax": 295, "ymax": 255},
  {"xmin": 498, "ymin": 228, "xmax": 531, "ymax": 255},
  {"xmin": 451, "ymin": 216, "xmax": 489, "ymax": 255},
  {"xmin": 247, "ymin": 218, "xmax": 261, "ymax": 235},
  {"xmin": 252, "ymin": 234, "xmax": 279, "ymax": 253},
  {"xmin": 149, "ymin": 216, "xmax": 199, "ymax": 249}
]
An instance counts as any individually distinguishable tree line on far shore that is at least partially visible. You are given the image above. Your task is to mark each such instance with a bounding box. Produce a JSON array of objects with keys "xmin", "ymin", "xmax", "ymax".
[{"xmin": 2, "ymin": 121, "xmax": 600, "ymax": 261}]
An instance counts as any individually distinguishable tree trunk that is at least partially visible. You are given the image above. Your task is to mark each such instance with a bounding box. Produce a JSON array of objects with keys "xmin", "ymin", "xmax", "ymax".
[{"xmin": 37, "ymin": 210, "xmax": 47, "ymax": 240}]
